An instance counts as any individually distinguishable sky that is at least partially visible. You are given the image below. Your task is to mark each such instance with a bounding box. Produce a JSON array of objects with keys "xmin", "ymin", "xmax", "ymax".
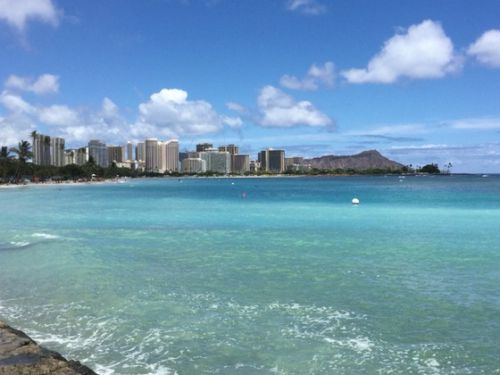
[{"xmin": 0, "ymin": 0, "xmax": 500, "ymax": 172}]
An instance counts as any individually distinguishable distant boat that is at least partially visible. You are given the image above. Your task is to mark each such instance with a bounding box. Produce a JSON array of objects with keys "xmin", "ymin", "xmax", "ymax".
[{"xmin": 482, "ymin": 174, "xmax": 488, "ymax": 178}]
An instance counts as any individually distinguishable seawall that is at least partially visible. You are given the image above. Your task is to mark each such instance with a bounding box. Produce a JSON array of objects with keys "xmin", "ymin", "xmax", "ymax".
[{"xmin": 0, "ymin": 321, "xmax": 98, "ymax": 375}]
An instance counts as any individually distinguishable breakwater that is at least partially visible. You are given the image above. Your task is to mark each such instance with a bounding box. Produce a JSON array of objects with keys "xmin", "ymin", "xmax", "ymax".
[{"xmin": 0, "ymin": 321, "xmax": 97, "ymax": 375}]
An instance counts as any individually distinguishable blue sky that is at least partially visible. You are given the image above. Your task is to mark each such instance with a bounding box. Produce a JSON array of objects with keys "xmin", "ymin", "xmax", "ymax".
[{"xmin": 1, "ymin": 0, "xmax": 500, "ymax": 172}]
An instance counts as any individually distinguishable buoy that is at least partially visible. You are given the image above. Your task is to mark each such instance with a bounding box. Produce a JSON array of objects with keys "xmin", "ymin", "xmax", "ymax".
[{"xmin": 352, "ymin": 198, "xmax": 360, "ymax": 205}]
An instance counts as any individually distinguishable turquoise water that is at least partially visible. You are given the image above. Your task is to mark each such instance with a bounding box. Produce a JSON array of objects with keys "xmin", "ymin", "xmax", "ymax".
[{"xmin": 1, "ymin": 176, "xmax": 500, "ymax": 374}]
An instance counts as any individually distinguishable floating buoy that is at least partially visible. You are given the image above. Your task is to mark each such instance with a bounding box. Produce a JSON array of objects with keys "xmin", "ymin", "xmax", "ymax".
[{"xmin": 352, "ymin": 198, "xmax": 360, "ymax": 205}]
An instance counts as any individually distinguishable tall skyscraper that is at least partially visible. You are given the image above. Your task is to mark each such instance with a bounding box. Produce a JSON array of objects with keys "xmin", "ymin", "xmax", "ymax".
[
  {"xmin": 258, "ymin": 149, "xmax": 285, "ymax": 173},
  {"xmin": 32, "ymin": 133, "xmax": 51, "ymax": 166},
  {"xmin": 181, "ymin": 158, "xmax": 206, "ymax": 173},
  {"xmin": 219, "ymin": 144, "xmax": 239, "ymax": 155},
  {"xmin": 196, "ymin": 143, "xmax": 213, "ymax": 152},
  {"xmin": 136, "ymin": 142, "xmax": 145, "ymax": 162},
  {"xmin": 49, "ymin": 137, "xmax": 65, "ymax": 167},
  {"xmin": 145, "ymin": 138, "xmax": 159, "ymax": 172},
  {"xmin": 232, "ymin": 154, "xmax": 250, "ymax": 174},
  {"xmin": 107, "ymin": 146, "xmax": 124, "ymax": 164},
  {"xmin": 200, "ymin": 151, "xmax": 231, "ymax": 174},
  {"xmin": 127, "ymin": 142, "xmax": 134, "ymax": 161},
  {"xmin": 88, "ymin": 140, "xmax": 108, "ymax": 168},
  {"xmin": 164, "ymin": 139, "xmax": 179, "ymax": 172},
  {"xmin": 76, "ymin": 147, "xmax": 89, "ymax": 166}
]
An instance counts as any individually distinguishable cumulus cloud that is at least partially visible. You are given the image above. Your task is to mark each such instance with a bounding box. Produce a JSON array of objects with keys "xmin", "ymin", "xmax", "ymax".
[
  {"xmin": 342, "ymin": 20, "xmax": 461, "ymax": 84},
  {"xmin": 467, "ymin": 30, "xmax": 500, "ymax": 68},
  {"xmin": 0, "ymin": 115, "xmax": 34, "ymax": 146},
  {"xmin": 286, "ymin": 0, "xmax": 326, "ymax": 15},
  {"xmin": 0, "ymin": 0, "xmax": 59, "ymax": 31},
  {"xmin": 134, "ymin": 88, "xmax": 242, "ymax": 138},
  {"xmin": 280, "ymin": 62, "xmax": 335, "ymax": 90},
  {"xmin": 38, "ymin": 105, "xmax": 80, "ymax": 126},
  {"xmin": 257, "ymin": 85, "xmax": 332, "ymax": 128},
  {"xmin": 5, "ymin": 74, "xmax": 59, "ymax": 95}
]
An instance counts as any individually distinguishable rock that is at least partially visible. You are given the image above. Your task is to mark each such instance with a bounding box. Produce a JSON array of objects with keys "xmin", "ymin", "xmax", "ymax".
[{"xmin": 0, "ymin": 321, "xmax": 98, "ymax": 375}]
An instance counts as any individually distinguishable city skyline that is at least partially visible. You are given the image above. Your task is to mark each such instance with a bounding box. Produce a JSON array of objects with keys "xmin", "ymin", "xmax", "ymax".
[{"xmin": 1, "ymin": 1, "xmax": 500, "ymax": 172}]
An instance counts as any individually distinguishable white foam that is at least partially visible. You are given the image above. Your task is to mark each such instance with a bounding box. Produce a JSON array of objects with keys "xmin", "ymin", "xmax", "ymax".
[
  {"xmin": 9, "ymin": 241, "xmax": 31, "ymax": 247},
  {"xmin": 32, "ymin": 233, "xmax": 60, "ymax": 239}
]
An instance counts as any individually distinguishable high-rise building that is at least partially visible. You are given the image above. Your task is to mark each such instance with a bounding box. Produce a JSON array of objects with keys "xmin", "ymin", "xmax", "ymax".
[
  {"xmin": 181, "ymin": 158, "xmax": 206, "ymax": 173},
  {"xmin": 136, "ymin": 142, "xmax": 145, "ymax": 162},
  {"xmin": 218, "ymin": 144, "xmax": 239, "ymax": 155},
  {"xmin": 258, "ymin": 149, "xmax": 285, "ymax": 173},
  {"xmin": 75, "ymin": 147, "xmax": 89, "ymax": 166},
  {"xmin": 107, "ymin": 145, "xmax": 124, "ymax": 164},
  {"xmin": 127, "ymin": 142, "xmax": 134, "ymax": 161},
  {"xmin": 179, "ymin": 152, "xmax": 189, "ymax": 163},
  {"xmin": 285, "ymin": 157, "xmax": 305, "ymax": 172},
  {"xmin": 32, "ymin": 133, "xmax": 51, "ymax": 166},
  {"xmin": 49, "ymin": 137, "xmax": 65, "ymax": 167},
  {"xmin": 145, "ymin": 138, "xmax": 159, "ymax": 172},
  {"xmin": 88, "ymin": 140, "xmax": 108, "ymax": 168},
  {"xmin": 64, "ymin": 149, "xmax": 76, "ymax": 166},
  {"xmin": 196, "ymin": 143, "xmax": 213, "ymax": 152},
  {"xmin": 200, "ymin": 151, "xmax": 231, "ymax": 174},
  {"xmin": 232, "ymin": 154, "xmax": 250, "ymax": 174},
  {"xmin": 159, "ymin": 139, "xmax": 179, "ymax": 172}
]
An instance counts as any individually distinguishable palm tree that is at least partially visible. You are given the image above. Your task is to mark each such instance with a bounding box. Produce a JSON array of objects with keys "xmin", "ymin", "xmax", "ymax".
[
  {"xmin": 10, "ymin": 140, "xmax": 33, "ymax": 163},
  {"xmin": 10, "ymin": 140, "xmax": 33, "ymax": 183}
]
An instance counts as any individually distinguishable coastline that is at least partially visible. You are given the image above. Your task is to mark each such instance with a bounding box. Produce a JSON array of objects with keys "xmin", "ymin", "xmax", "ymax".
[{"xmin": 0, "ymin": 320, "xmax": 97, "ymax": 374}]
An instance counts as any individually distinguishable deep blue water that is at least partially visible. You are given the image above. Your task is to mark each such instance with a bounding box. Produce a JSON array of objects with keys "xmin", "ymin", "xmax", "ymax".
[{"xmin": 1, "ymin": 175, "xmax": 499, "ymax": 374}]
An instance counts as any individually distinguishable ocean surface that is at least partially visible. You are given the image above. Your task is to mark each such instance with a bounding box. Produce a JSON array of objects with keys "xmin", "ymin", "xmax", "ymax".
[{"xmin": 1, "ymin": 175, "xmax": 500, "ymax": 374}]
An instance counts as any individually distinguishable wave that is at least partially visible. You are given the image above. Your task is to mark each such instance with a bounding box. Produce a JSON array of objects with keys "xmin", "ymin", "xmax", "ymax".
[
  {"xmin": 0, "ymin": 241, "xmax": 32, "ymax": 251},
  {"xmin": 32, "ymin": 233, "xmax": 60, "ymax": 240}
]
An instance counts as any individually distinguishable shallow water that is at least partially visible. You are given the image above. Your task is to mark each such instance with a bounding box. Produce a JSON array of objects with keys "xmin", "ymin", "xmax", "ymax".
[{"xmin": 1, "ymin": 176, "xmax": 500, "ymax": 374}]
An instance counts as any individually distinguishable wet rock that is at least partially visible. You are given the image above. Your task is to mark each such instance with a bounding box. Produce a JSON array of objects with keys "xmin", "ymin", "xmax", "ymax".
[{"xmin": 0, "ymin": 321, "xmax": 98, "ymax": 375}]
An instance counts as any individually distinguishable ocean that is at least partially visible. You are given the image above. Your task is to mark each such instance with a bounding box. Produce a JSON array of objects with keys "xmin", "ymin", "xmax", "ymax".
[{"xmin": 1, "ymin": 175, "xmax": 499, "ymax": 374}]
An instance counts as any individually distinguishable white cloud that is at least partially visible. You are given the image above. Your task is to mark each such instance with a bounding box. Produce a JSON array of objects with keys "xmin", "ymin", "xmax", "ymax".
[
  {"xmin": 342, "ymin": 20, "xmax": 461, "ymax": 84},
  {"xmin": 38, "ymin": 105, "xmax": 80, "ymax": 126},
  {"xmin": 0, "ymin": 115, "xmax": 34, "ymax": 146},
  {"xmin": 226, "ymin": 101, "xmax": 248, "ymax": 114},
  {"xmin": 447, "ymin": 117, "xmax": 500, "ymax": 130},
  {"xmin": 5, "ymin": 74, "xmax": 59, "ymax": 95},
  {"xmin": 345, "ymin": 123, "xmax": 429, "ymax": 137},
  {"xmin": 280, "ymin": 62, "xmax": 335, "ymax": 90},
  {"xmin": 0, "ymin": 91, "xmax": 36, "ymax": 114},
  {"xmin": 286, "ymin": 0, "xmax": 326, "ymax": 15},
  {"xmin": 467, "ymin": 30, "xmax": 500, "ymax": 68},
  {"xmin": 257, "ymin": 85, "xmax": 332, "ymax": 128},
  {"xmin": 0, "ymin": 0, "xmax": 59, "ymax": 31},
  {"xmin": 134, "ymin": 88, "xmax": 241, "ymax": 138}
]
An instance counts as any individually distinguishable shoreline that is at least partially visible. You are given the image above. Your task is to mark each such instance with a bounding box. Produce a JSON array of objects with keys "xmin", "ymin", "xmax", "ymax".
[
  {"xmin": 0, "ymin": 173, "xmax": 493, "ymax": 190},
  {"xmin": 0, "ymin": 320, "xmax": 97, "ymax": 374}
]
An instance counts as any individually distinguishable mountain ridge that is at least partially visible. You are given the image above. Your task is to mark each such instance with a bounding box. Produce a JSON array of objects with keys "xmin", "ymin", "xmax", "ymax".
[{"xmin": 304, "ymin": 150, "xmax": 403, "ymax": 170}]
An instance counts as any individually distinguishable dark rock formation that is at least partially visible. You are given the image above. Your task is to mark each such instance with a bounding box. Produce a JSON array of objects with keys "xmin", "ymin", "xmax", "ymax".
[
  {"xmin": 305, "ymin": 150, "xmax": 403, "ymax": 170},
  {"xmin": 0, "ymin": 321, "xmax": 98, "ymax": 375}
]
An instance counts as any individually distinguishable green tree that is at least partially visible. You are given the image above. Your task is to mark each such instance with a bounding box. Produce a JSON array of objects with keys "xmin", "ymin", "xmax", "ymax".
[
  {"xmin": 419, "ymin": 163, "xmax": 440, "ymax": 174},
  {"xmin": 10, "ymin": 140, "xmax": 33, "ymax": 163}
]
